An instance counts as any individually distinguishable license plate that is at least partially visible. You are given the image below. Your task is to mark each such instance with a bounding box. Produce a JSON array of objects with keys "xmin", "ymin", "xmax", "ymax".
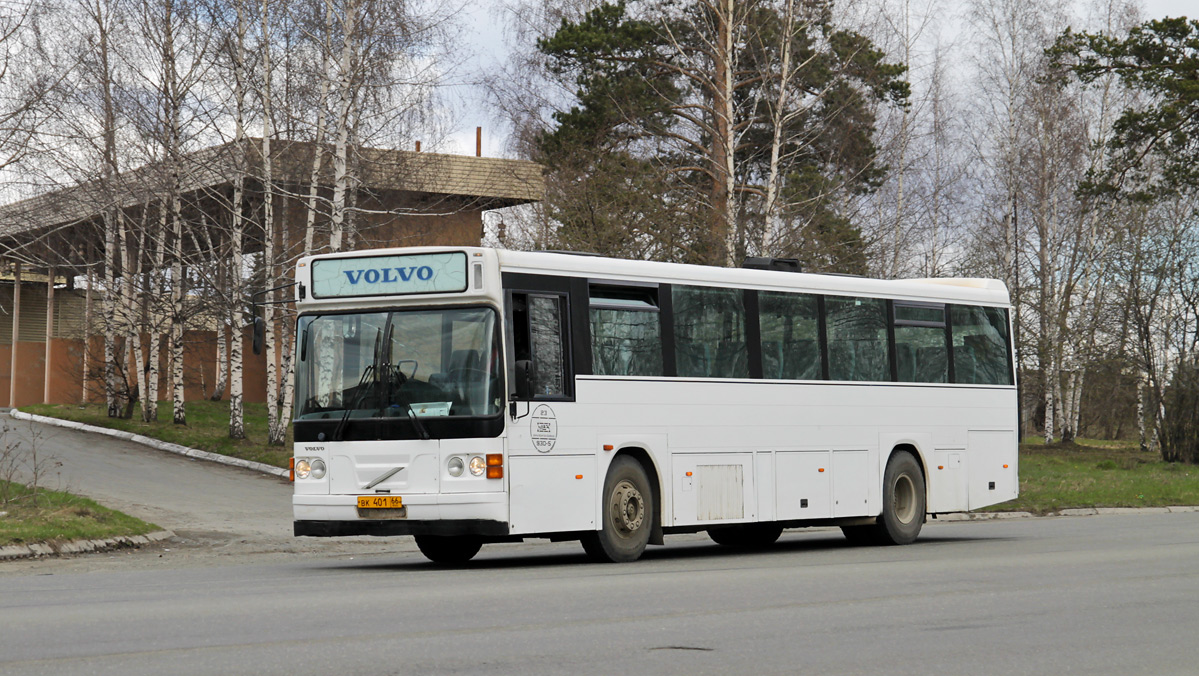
[{"xmin": 358, "ymin": 495, "xmax": 403, "ymax": 509}]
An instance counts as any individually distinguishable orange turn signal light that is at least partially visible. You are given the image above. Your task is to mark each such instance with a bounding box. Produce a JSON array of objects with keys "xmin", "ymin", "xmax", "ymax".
[
  {"xmin": 486, "ymin": 453, "xmax": 503, "ymax": 478},
  {"xmin": 685, "ymin": 471, "xmax": 693, "ymax": 477},
  {"xmin": 575, "ymin": 474, "xmax": 583, "ymax": 480},
  {"xmin": 818, "ymin": 468, "xmax": 825, "ymax": 473},
  {"xmin": 1003, "ymin": 464, "xmax": 1009, "ymax": 468},
  {"xmin": 603, "ymin": 444, "xmax": 614, "ymax": 451},
  {"xmin": 938, "ymin": 465, "xmax": 944, "ymax": 470},
  {"xmin": 289, "ymin": 457, "xmax": 296, "ymax": 482}
]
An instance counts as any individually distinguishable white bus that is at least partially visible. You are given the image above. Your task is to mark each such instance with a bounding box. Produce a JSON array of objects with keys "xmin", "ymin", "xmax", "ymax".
[{"xmin": 288, "ymin": 247, "xmax": 1018, "ymax": 563}]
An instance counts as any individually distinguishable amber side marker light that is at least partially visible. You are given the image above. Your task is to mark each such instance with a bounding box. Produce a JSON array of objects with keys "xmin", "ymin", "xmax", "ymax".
[
  {"xmin": 289, "ymin": 457, "xmax": 296, "ymax": 482},
  {"xmin": 1003, "ymin": 464, "xmax": 1009, "ymax": 468}
]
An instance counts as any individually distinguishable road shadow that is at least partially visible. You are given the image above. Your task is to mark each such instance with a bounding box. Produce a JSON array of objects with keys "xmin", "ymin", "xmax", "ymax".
[{"xmin": 317, "ymin": 528, "xmax": 1008, "ymax": 573}]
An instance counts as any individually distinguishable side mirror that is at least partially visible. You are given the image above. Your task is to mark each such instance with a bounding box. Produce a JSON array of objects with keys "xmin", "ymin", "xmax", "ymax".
[
  {"xmin": 514, "ymin": 359, "xmax": 533, "ymax": 400},
  {"xmin": 252, "ymin": 316, "xmax": 265, "ymax": 355}
]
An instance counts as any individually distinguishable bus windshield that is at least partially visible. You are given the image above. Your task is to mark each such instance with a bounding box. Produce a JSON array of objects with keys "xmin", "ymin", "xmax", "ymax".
[{"xmin": 294, "ymin": 307, "xmax": 501, "ymax": 423}]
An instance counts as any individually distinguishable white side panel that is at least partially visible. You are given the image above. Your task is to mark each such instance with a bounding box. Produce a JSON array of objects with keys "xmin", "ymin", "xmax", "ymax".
[
  {"xmin": 509, "ymin": 455, "xmax": 596, "ymax": 535},
  {"xmin": 968, "ymin": 431, "xmax": 1018, "ymax": 510},
  {"xmin": 929, "ymin": 450, "xmax": 968, "ymax": 512},
  {"xmin": 775, "ymin": 451, "xmax": 831, "ymax": 520},
  {"xmin": 832, "ymin": 450, "xmax": 870, "ymax": 517},
  {"xmin": 672, "ymin": 453, "xmax": 754, "ymax": 525},
  {"xmin": 755, "ymin": 451, "xmax": 775, "ymax": 522}
]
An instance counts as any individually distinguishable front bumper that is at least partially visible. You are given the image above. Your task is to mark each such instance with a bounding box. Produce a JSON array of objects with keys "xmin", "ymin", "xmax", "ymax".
[
  {"xmin": 294, "ymin": 518, "xmax": 509, "ymax": 537},
  {"xmin": 293, "ymin": 491, "xmax": 509, "ymax": 537}
]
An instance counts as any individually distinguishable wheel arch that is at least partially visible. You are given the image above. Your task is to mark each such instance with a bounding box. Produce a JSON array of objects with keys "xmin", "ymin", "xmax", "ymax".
[{"xmin": 611, "ymin": 446, "xmax": 664, "ymax": 546}]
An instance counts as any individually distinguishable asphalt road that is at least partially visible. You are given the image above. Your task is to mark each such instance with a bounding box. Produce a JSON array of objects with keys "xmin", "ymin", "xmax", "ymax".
[
  {"xmin": 0, "ymin": 414, "xmax": 401, "ymax": 558},
  {"xmin": 3, "ymin": 416, "xmax": 1199, "ymax": 675}
]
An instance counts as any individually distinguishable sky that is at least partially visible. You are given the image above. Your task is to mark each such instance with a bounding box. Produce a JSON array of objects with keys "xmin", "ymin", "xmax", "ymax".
[{"xmin": 443, "ymin": 0, "xmax": 1195, "ymax": 160}]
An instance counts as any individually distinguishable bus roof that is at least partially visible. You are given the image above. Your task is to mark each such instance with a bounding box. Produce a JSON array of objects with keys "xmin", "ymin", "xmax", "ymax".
[
  {"xmin": 494, "ymin": 249, "xmax": 1010, "ymax": 306},
  {"xmin": 294, "ymin": 246, "xmax": 1011, "ymax": 307}
]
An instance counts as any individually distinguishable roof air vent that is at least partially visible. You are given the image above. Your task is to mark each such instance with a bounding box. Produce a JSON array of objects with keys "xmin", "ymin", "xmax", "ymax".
[{"xmin": 742, "ymin": 257, "xmax": 801, "ymax": 273}]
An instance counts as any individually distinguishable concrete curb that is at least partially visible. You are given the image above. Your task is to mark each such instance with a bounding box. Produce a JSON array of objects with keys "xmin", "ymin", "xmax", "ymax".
[
  {"xmin": 8, "ymin": 409, "xmax": 289, "ymax": 479},
  {"xmin": 0, "ymin": 530, "xmax": 175, "ymax": 561}
]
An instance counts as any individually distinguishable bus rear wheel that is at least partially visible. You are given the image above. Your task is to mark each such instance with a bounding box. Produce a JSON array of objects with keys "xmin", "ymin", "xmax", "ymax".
[
  {"xmin": 414, "ymin": 535, "xmax": 483, "ymax": 565},
  {"xmin": 707, "ymin": 523, "xmax": 783, "ymax": 548},
  {"xmin": 875, "ymin": 451, "xmax": 925, "ymax": 545},
  {"xmin": 582, "ymin": 456, "xmax": 653, "ymax": 563}
]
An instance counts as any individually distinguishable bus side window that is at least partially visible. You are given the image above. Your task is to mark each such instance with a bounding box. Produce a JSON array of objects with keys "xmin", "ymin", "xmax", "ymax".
[
  {"xmin": 511, "ymin": 292, "xmax": 571, "ymax": 398},
  {"xmin": 759, "ymin": 291, "xmax": 821, "ymax": 380},
  {"xmin": 826, "ymin": 296, "xmax": 889, "ymax": 382},
  {"xmin": 589, "ymin": 284, "xmax": 663, "ymax": 376},
  {"xmin": 951, "ymin": 305, "xmax": 1013, "ymax": 385},
  {"xmin": 893, "ymin": 302, "xmax": 948, "ymax": 384},
  {"xmin": 673, "ymin": 285, "xmax": 749, "ymax": 379}
]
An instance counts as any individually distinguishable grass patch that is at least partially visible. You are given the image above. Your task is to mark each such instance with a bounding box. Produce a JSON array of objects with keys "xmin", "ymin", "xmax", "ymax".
[
  {"xmin": 22, "ymin": 401, "xmax": 291, "ymax": 469},
  {"xmin": 988, "ymin": 438, "xmax": 1199, "ymax": 514},
  {"xmin": 0, "ymin": 481, "xmax": 158, "ymax": 546}
]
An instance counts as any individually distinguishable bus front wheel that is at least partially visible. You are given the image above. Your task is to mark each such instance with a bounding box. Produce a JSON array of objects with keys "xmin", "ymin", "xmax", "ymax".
[
  {"xmin": 582, "ymin": 456, "xmax": 653, "ymax": 563},
  {"xmin": 414, "ymin": 535, "xmax": 483, "ymax": 565}
]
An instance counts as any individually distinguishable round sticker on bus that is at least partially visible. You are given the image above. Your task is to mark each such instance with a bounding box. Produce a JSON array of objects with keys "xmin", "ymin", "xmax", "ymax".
[{"xmin": 530, "ymin": 405, "xmax": 557, "ymax": 453}]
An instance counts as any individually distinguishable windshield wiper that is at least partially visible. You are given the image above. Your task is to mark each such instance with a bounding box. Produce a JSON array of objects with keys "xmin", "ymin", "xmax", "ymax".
[
  {"xmin": 402, "ymin": 401, "xmax": 431, "ymax": 440},
  {"xmin": 332, "ymin": 364, "xmax": 375, "ymax": 442}
]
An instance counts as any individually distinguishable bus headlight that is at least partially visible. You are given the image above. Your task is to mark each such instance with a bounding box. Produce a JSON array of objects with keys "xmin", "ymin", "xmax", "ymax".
[
  {"xmin": 469, "ymin": 456, "xmax": 486, "ymax": 476},
  {"xmin": 310, "ymin": 459, "xmax": 327, "ymax": 479},
  {"xmin": 295, "ymin": 459, "xmax": 312, "ymax": 480},
  {"xmin": 448, "ymin": 456, "xmax": 465, "ymax": 477}
]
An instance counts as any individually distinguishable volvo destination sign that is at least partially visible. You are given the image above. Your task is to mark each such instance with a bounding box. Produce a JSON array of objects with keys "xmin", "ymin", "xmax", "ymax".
[{"xmin": 310, "ymin": 251, "xmax": 468, "ymax": 298}]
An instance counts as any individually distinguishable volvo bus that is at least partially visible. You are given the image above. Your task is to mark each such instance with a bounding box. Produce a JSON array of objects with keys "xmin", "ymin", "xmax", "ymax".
[{"xmin": 287, "ymin": 247, "xmax": 1018, "ymax": 563}]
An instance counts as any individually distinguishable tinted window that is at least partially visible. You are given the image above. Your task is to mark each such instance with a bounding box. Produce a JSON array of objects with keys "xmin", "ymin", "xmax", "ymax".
[
  {"xmin": 954, "ymin": 306, "xmax": 1011, "ymax": 385},
  {"xmin": 894, "ymin": 303, "xmax": 948, "ymax": 383},
  {"xmin": 673, "ymin": 285, "xmax": 749, "ymax": 379},
  {"xmin": 511, "ymin": 292, "xmax": 570, "ymax": 398},
  {"xmin": 529, "ymin": 295, "xmax": 566, "ymax": 395},
  {"xmin": 895, "ymin": 326, "xmax": 948, "ymax": 383},
  {"xmin": 951, "ymin": 305, "xmax": 1012, "ymax": 385},
  {"xmin": 826, "ymin": 296, "xmax": 889, "ymax": 382},
  {"xmin": 759, "ymin": 291, "xmax": 821, "ymax": 380},
  {"xmin": 590, "ymin": 286, "xmax": 663, "ymax": 376}
]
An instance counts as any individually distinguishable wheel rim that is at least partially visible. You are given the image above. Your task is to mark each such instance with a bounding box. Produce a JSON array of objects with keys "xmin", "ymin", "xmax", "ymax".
[
  {"xmin": 892, "ymin": 474, "xmax": 917, "ymax": 525},
  {"xmin": 610, "ymin": 479, "xmax": 645, "ymax": 536}
]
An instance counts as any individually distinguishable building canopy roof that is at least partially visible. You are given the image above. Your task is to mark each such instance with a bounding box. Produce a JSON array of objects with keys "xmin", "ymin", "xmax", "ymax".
[{"xmin": 0, "ymin": 139, "xmax": 544, "ymax": 273}]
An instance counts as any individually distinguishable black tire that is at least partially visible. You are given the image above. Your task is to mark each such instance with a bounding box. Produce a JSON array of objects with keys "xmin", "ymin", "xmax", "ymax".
[
  {"xmin": 414, "ymin": 535, "xmax": 483, "ymax": 565},
  {"xmin": 876, "ymin": 451, "xmax": 926, "ymax": 545},
  {"xmin": 708, "ymin": 523, "xmax": 784, "ymax": 548},
  {"xmin": 581, "ymin": 456, "xmax": 654, "ymax": 563}
]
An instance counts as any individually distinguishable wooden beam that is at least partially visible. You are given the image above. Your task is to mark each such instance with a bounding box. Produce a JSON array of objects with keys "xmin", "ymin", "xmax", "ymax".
[
  {"xmin": 44, "ymin": 267, "xmax": 54, "ymax": 404},
  {"xmin": 9, "ymin": 260, "xmax": 20, "ymax": 407}
]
